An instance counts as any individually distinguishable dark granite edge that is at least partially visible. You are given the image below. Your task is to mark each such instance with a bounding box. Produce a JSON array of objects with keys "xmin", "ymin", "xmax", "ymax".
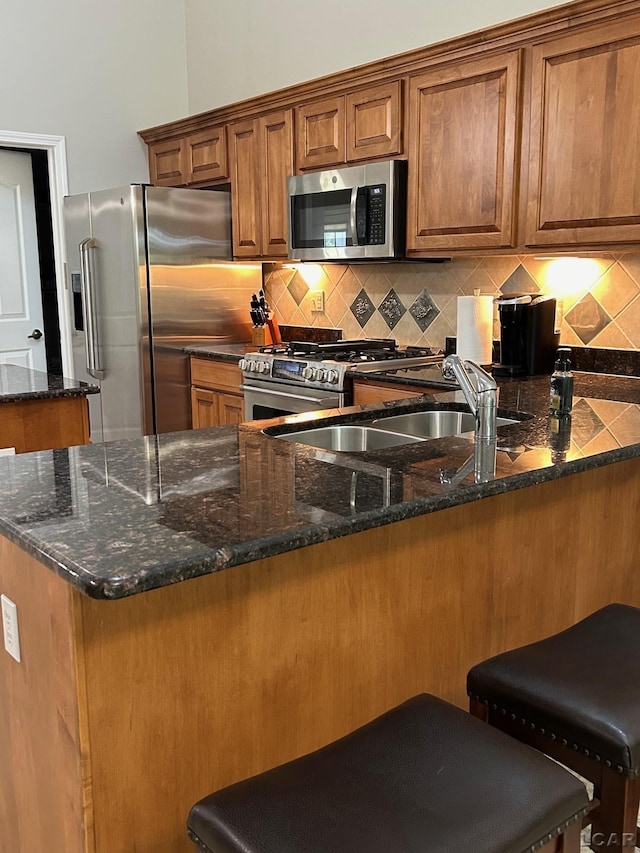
[
  {"xmin": 349, "ymin": 368, "xmax": 455, "ymax": 391},
  {"xmin": 4, "ymin": 439, "xmax": 637, "ymax": 601},
  {"xmin": 182, "ymin": 344, "xmax": 249, "ymax": 363},
  {"xmin": 0, "ymin": 384, "xmax": 100, "ymax": 404}
]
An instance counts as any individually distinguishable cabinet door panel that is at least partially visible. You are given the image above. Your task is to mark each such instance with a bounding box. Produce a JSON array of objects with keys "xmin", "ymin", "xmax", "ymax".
[
  {"xmin": 186, "ymin": 126, "xmax": 228, "ymax": 184},
  {"xmin": 229, "ymin": 119, "xmax": 261, "ymax": 257},
  {"xmin": 526, "ymin": 20, "xmax": 640, "ymax": 247},
  {"xmin": 295, "ymin": 96, "xmax": 345, "ymax": 170},
  {"xmin": 259, "ymin": 110, "xmax": 293, "ymax": 258},
  {"xmin": 346, "ymin": 81, "xmax": 402, "ymax": 161},
  {"xmin": 191, "ymin": 388, "xmax": 220, "ymax": 429},
  {"xmin": 219, "ymin": 393, "xmax": 244, "ymax": 425},
  {"xmin": 407, "ymin": 51, "xmax": 521, "ymax": 252},
  {"xmin": 149, "ymin": 138, "xmax": 186, "ymax": 186}
]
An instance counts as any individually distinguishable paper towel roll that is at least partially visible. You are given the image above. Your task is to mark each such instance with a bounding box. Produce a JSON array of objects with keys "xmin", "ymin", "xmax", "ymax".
[{"xmin": 456, "ymin": 294, "xmax": 494, "ymax": 365}]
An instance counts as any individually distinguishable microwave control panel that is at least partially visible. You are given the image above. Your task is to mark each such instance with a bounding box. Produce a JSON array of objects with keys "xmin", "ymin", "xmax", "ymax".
[{"xmin": 366, "ymin": 185, "xmax": 386, "ymax": 244}]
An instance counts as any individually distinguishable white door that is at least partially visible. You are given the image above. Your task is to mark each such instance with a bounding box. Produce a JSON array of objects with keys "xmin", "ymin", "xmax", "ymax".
[{"xmin": 0, "ymin": 149, "xmax": 46, "ymax": 371}]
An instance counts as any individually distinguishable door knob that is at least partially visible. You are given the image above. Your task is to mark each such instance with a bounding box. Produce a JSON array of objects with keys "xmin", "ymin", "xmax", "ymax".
[{"xmin": 28, "ymin": 329, "xmax": 43, "ymax": 340}]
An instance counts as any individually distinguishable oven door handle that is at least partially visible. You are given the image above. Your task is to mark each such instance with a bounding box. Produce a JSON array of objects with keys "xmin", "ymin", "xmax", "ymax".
[{"xmin": 239, "ymin": 384, "xmax": 339, "ymax": 407}]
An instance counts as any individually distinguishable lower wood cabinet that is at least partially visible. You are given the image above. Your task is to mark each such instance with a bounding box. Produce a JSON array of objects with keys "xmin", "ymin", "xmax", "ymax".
[{"xmin": 190, "ymin": 357, "xmax": 244, "ymax": 428}]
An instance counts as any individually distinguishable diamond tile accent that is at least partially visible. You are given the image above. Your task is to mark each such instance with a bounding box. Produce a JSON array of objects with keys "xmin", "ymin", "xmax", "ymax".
[
  {"xmin": 378, "ymin": 289, "xmax": 407, "ymax": 330},
  {"xmin": 409, "ymin": 289, "xmax": 440, "ymax": 332},
  {"xmin": 349, "ymin": 289, "xmax": 376, "ymax": 328},
  {"xmin": 287, "ymin": 274, "xmax": 310, "ymax": 306},
  {"xmin": 500, "ymin": 264, "xmax": 540, "ymax": 295},
  {"xmin": 565, "ymin": 293, "xmax": 611, "ymax": 345}
]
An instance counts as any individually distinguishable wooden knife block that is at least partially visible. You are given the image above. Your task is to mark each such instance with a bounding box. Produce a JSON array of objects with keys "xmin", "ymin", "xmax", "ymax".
[{"xmin": 251, "ymin": 326, "xmax": 272, "ymax": 347}]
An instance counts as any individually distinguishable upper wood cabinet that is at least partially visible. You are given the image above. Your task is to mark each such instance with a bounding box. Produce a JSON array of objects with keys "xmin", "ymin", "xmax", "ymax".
[
  {"xmin": 148, "ymin": 126, "xmax": 228, "ymax": 186},
  {"xmin": 406, "ymin": 50, "xmax": 522, "ymax": 253},
  {"xmin": 295, "ymin": 81, "xmax": 403, "ymax": 171},
  {"xmin": 228, "ymin": 109, "xmax": 293, "ymax": 258},
  {"xmin": 525, "ymin": 17, "xmax": 640, "ymax": 248}
]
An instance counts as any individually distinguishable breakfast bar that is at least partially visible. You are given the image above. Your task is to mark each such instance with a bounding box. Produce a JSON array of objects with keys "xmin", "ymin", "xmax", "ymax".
[{"xmin": 1, "ymin": 371, "xmax": 639, "ymax": 851}]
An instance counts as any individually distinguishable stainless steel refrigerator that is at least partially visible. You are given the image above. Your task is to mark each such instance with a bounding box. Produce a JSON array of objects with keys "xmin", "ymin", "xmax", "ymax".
[{"xmin": 64, "ymin": 184, "xmax": 252, "ymax": 443}]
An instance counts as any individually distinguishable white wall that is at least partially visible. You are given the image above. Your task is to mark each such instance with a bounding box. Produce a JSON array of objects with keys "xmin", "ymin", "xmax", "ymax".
[
  {"xmin": 1, "ymin": 0, "xmax": 189, "ymax": 193},
  {"xmin": 185, "ymin": 0, "xmax": 570, "ymax": 114}
]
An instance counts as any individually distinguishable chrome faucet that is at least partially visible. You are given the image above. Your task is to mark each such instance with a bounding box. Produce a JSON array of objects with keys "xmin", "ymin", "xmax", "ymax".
[{"xmin": 442, "ymin": 354, "xmax": 498, "ymax": 442}]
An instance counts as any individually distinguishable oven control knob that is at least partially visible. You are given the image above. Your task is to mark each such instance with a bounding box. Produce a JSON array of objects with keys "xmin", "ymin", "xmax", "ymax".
[
  {"xmin": 302, "ymin": 366, "xmax": 316, "ymax": 380},
  {"xmin": 327, "ymin": 370, "xmax": 339, "ymax": 384},
  {"xmin": 247, "ymin": 360, "xmax": 257, "ymax": 372},
  {"xmin": 239, "ymin": 359, "xmax": 247, "ymax": 371},
  {"xmin": 315, "ymin": 369, "xmax": 326, "ymax": 382},
  {"xmin": 257, "ymin": 361, "xmax": 269, "ymax": 374}
]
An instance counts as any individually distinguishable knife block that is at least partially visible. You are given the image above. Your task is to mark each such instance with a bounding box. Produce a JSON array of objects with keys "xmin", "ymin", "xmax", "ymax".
[{"xmin": 251, "ymin": 326, "xmax": 272, "ymax": 347}]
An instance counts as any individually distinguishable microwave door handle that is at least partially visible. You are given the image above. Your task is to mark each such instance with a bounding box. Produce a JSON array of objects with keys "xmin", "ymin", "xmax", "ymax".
[
  {"xmin": 79, "ymin": 237, "xmax": 105, "ymax": 380},
  {"xmin": 355, "ymin": 187, "xmax": 368, "ymax": 245},
  {"xmin": 349, "ymin": 187, "xmax": 358, "ymax": 246}
]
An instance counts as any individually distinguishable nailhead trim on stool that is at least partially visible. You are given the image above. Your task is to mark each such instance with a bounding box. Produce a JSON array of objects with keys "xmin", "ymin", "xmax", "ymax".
[
  {"xmin": 467, "ymin": 696, "xmax": 637, "ymax": 778},
  {"xmin": 186, "ymin": 694, "xmax": 590, "ymax": 853}
]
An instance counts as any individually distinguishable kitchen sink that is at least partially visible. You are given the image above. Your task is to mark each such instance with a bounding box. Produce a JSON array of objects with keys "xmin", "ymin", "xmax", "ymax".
[
  {"xmin": 275, "ymin": 424, "xmax": 425, "ymax": 452},
  {"xmin": 370, "ymin": 410, "xmax": 518, "ymax": 438}
]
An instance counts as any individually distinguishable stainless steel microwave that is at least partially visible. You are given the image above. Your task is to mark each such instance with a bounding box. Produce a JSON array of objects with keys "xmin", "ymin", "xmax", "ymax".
[{"xmin": 287, "ymin": 159, "xmax": 407, "ymax": 261}]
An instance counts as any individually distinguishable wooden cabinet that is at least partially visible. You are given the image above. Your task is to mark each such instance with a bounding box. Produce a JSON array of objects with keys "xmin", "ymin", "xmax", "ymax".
[
  {"xmin": 352, "ymin": 380, "xmax": 433, "ymax": 406},
  {"xmin": 190, "ymin": 358, "xmax": 244, "ymax": 427},
  {"xmin": 296, "ymin": 81, "xmax": 403, "ymax": 171},
  {"xmin": 148, "ymin": 125, "xmax": 228, "ymax": 186},
  {"xmin": 406, "ymin": 51, "xmax": 522, "ymax": 253},
  {"xmin": 228, "ymin": 109, "xmax": 293, "ymax": 258},
  {"xmin": 0, "ymin": 396, "xmax": 90, "ymax": 453},
  {"xmin": 525, "ymin": 17, "xmax": 640, "ymax": 248}
]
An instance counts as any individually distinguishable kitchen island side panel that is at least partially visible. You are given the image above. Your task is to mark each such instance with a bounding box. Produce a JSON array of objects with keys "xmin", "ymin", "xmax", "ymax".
[
  {"xmin": 74, "ymin": 457, "xmax": 640, "ymax": 852},
  {"xmin": 0, "ymin": 535, "xmax": 89, "ymax": 853}
]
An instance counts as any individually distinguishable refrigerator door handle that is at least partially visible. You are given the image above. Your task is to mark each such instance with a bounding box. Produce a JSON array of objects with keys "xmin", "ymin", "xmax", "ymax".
[{"xmin": 79, "ymin": 237, "xmax": 105, "ymax": 380}]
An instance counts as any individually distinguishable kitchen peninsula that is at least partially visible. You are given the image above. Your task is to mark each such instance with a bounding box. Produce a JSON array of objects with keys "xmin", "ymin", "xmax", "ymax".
[
  {"xmin": 0, "ymin": 363, "xmax": 98, "ymax": 453},
  {"xmin": 1, "ymin": 371, "xmax": 639, "ymax": 852}
]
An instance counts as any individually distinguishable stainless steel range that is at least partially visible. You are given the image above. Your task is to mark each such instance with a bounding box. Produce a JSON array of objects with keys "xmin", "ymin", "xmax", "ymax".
[{"xmin": 239, "ymin": 339, "xmax": 442, "ymax": 420}]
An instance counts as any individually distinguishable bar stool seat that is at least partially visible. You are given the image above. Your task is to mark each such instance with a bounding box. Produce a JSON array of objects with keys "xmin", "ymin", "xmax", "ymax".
[
  {"xmin": 187, "ymin": 693, "xmax": 589, "ymax": 853},
  {"xmin": 467, "ymin": 603, "xmax": 640, "ymax": 851}
]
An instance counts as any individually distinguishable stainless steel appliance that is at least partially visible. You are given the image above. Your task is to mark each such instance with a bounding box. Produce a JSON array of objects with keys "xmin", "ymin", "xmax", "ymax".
[
  {"xmin": 494, "ymin": 295, "xmax": 560, "ymax": 376},
  {"xmin": 64, "ymin": 185, "xmax": 250, "ymax": 442},
  {"xmin": 240, "ymin": 339, "xmax": 442, "ymax": 420},
  {"xmin": 287, "ymin": 160, "xmax": 406, "ymax": 261}
]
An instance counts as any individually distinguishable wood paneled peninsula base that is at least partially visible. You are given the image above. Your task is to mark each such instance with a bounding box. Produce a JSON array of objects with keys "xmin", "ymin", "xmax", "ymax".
[
  {"xmin": 1, "ymin": 456, "xmax": 639, "ymax": 852},
  {"xmin": 0, "ymin": 363, "xmax": 97, "ymax": 452}
]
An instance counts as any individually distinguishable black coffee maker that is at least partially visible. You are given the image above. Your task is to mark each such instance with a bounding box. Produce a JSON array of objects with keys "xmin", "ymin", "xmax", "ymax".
[{"xmin": 493, "ymin": 295, "xmax": 560, "ymax": 376}]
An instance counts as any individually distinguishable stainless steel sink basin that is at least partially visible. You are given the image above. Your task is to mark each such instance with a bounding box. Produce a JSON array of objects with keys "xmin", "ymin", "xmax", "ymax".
[
  {"xmin": 275, "ymin": 424, "xmax": 425, "ymax": 451},
  {"xmin": 370, "ymin": 410, "xmax": 518, "ymax": 438}
]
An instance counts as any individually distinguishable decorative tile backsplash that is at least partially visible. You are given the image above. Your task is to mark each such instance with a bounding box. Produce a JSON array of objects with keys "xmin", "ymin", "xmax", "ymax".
[{"xmin": 263, "ymin": 254, "xmax": 640, "ymax": 351}]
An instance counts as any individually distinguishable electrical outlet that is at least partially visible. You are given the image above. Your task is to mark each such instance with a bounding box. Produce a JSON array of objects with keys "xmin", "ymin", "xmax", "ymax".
[
  {"xmin": 1, "ymin": 595, "xmax": 21, "ymax": 663},
  {"xmin": 311, "ymin": 291, "xmax": 325, "ymax": 312}
]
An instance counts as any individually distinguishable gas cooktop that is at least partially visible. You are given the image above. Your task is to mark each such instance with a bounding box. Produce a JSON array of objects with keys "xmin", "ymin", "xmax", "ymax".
[{"xmin": 257, "ymin": 338, "xmax": 443, "ymax": 366}]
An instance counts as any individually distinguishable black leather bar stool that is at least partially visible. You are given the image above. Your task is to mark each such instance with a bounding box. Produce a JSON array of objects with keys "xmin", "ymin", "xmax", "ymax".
[
  {"xmin": 468, "ymin": 603, "xmax": 640, "ymax": 852},
  {"xmin": 187, "ymin": 693, "xmax": 589, "ymax": 853}
]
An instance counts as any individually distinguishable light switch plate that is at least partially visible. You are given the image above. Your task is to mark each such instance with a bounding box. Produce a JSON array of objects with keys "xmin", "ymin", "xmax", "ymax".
[
  {"xmin": 1, "ymin": 594, "xmax": 21, "ymax": 662},
  {"xmin": 311, "ymin": 291, "xmax": 325, "ymax": 312}
]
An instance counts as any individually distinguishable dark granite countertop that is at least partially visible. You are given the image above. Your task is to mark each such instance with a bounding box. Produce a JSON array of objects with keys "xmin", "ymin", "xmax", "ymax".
[
  {"xmin": 183, "ymin": 342, "xmax": 252, "ymax": 362},
  {"xmin": 0, "ymin": 363, "xmax": 100, "ymax": 403},
  {"xmin": 0, "ymin": 371, "xmax": 638, "ymax": 601}
]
